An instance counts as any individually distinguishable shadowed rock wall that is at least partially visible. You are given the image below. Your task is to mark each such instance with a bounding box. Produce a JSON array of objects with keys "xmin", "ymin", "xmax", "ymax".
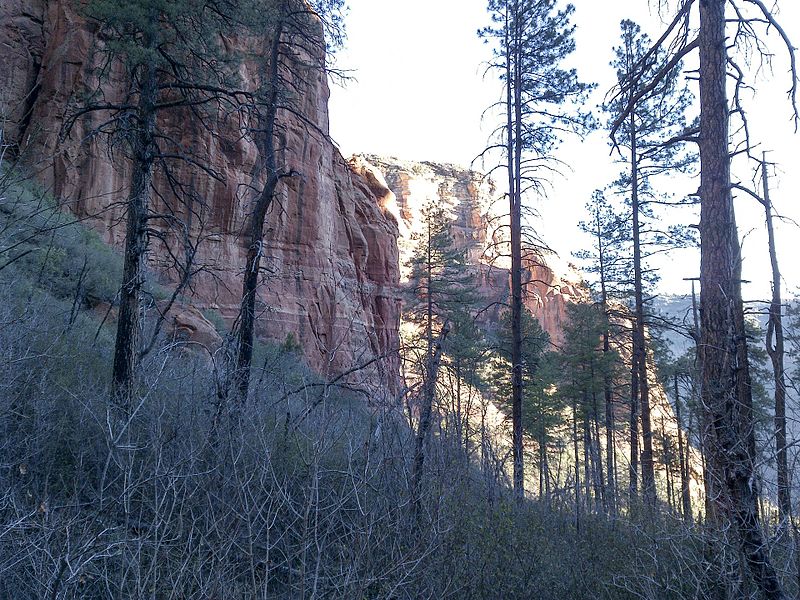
[{"xmin": 0, "ymin": 0, "xmax": 401, "ymax": 395}]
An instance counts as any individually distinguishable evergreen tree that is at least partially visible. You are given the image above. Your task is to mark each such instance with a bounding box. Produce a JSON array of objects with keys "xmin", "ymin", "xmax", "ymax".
[
  {"xmin": 491, "ymin": 306, "xmax": 554, "ymax": 495},
  {"xmin": 575, "ymin": 189, "xmax": 629, "ymax": 515},
  {"xmin": 526, "ymin": 351, "xmax": 562, "ymax": 502},
  {"xmin": 695, "ymin": 4, "xmax": 784, "ymax": 591},
  {"xmin": 442, "ymin": 307, "xmax": 489, "ymax": 456},
  {"xmin": 480, "ymin": 0, "xmax": 593, "ymax": 500},
  {"xmin": 604, "ymin": 19, "xmax": 696, "ymax": 509},
  {"xmin": 576, "ymin": 190, "xmax": 630, "ymax": 306},
  {"xmin": 556, "ymin": 302, "xmax": 617, "ymax": 520},
  {"xmin": 608, "ymin": 2, "xmax": 797, "ymax": 593},
  {"xmin": 68, "ymin": 0, "xmax": 248, "ymax": 408},
  {"xmin": 404, "ymin": 201, "xmax": 479, "ymax": 496},
  {"xmin": 652, "ymin": 338, "xmax": 696, "ymax": 523}
]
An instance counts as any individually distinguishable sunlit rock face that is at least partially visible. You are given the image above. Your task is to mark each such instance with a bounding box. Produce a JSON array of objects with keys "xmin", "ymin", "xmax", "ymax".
[
  {"xmin": 357, "ymin": 156, "xmax": 497, "ymax": 279},
  {"xmin": 0, "ymin": 0, "xmax": 401, "ymax": 395},
  {"xmin": 357, "ymin": 155, "xmax": 584, "ymax": 344}
]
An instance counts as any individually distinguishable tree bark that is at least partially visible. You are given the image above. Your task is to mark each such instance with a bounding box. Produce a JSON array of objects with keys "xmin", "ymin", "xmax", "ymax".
[
  {"xmin": 110, "ymin": 57, "xmax": 157, "ymax": 408},
  {"xmin": 233, "ymin": 19, "xmax": 284, "ymax": 401},
  {"xmin": 762, "ymin": 156, "xmax": 790, "ymax": 522},
  {"xmin": 508, "ymin": 3, "xmax": 525, "ymax": 501},
  {"xmin": 698, "ymin": 1, "xmax": 784, "ymax": 596}
]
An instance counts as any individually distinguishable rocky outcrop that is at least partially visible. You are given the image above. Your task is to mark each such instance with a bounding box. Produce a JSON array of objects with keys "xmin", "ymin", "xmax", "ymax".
[
  {"xmin": 359, "ymin": 155, "xmax": 584, "ymax": 343},
  {"xmin": 0, "ymin": 0, "xmax": 401, "ymax": 395}
]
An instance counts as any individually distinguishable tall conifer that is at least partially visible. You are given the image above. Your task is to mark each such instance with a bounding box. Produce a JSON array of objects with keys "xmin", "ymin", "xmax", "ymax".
[{"xmin": 480, "ymin": 0, "xmax": 592, "ymax": 499}]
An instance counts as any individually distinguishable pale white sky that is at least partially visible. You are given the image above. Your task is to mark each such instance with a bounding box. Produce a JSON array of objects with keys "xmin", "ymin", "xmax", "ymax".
[{"xmin": 329, "ymin": 0, "xmax": 800, "ymax": 300}]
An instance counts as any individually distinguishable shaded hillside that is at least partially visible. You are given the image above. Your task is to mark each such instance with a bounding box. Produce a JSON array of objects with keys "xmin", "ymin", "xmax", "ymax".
[{"xmin": 0, "ymin": 169, "xmax": 681, "ymax": 600}]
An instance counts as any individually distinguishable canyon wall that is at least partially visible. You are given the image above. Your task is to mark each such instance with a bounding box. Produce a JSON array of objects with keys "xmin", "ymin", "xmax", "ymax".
[
  {"xmin": 0, "ymin": 0, "xmax": 402, "ymax": 395},
  {"xmin": 358, "ymin": 155, "xmax": 584, "ymax": 344}
]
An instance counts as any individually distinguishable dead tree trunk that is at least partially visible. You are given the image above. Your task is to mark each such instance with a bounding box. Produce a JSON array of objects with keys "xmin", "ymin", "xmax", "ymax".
[{"xmin": 761, "ymin": 155, "xmax": 790, "ymax": 523}]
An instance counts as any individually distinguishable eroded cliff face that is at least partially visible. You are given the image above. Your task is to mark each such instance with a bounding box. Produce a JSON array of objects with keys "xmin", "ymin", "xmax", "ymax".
[
  {"xmin": 0, "ymin": 0, "xmax": 401, "ymax": 395},
  {"xmin": 357, "ymin": 155, "xmax": 584, "ymax": 344}
]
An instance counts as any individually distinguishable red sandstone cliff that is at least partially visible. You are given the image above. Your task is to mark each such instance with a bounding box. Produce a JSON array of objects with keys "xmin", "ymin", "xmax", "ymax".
[{"xmin": 0, "ymin": 0, "xmax": 401, "ymax": 394}]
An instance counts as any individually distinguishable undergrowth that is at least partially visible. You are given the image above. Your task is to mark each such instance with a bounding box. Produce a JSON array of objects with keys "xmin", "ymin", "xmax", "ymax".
[{"xmin": 0, "ymin": 170, "xmax": 750, "ymax": 600}]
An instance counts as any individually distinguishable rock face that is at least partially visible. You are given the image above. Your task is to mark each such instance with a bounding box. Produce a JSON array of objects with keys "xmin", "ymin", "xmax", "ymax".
[
  {"xmin": 0, "ymin": 0, "xmax": 401, "ymax": 395},
  {"xmin": 359, "ymin": 155, "xmax": 584, "ymax": 343}
]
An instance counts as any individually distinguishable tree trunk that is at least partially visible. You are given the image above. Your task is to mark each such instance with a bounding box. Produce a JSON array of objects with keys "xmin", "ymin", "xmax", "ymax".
[
  {"xmin": 593, "ymin": 395, "xmax": 607, "ymax": 513},
  {"xmin": 233, "ymin": 19, "xmax": 284, "ymax": 401},
  {"xmin": 110, "ymin": 58, "xmax": 157, "ymax": 408},
  {"xmin": 691, "ymin": 279, "xmax": 720, "ymax": 525},
  {"xmin": 675, "ymin": 373, "xmax": 693, "ymax": 523},
  {"xmin": 629, "ymin": 109, "xmax": 656, "ymax": 509},
  {"xmin": 412, "ymin": 324, "xmax": 450, "ymax": 501},
  {"xmin": 583, "ymin": 410, "xmax": 592, "ymax": 511},
  {"xmin": 762, "ymin": 156, "xmax": 790, "ymax": 523},
  {"xmin": 698, "ymin": 1, "xmax": 784, "ymax": 596},
  {"xmin": 508, "ymin": 6, "xmax": 525, "ymax": 501},
  {"xmin": 604, "ymin": 353, "xmax": 617, "ymax": 518},
  {"xmin": 573, "ymin": 396, "xmax": 581, "ymax": 532},
  {"xmin": 629, "ymin": 328, "xmax": 640, "ymax": 506},
  {"xmin": 539, "ymin": 421, "xmax": 548, "ymax": 502},
  {"xmin": 455, "ymin": 358, "xmax": 464, "ymax": 450},
  {"xmin": 596, "ymin": 205, "xmax": 617, "ymax": 517}
]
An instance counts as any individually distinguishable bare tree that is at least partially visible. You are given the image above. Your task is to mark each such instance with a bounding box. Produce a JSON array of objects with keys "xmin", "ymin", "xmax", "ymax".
[{"xmin": 761, "ymin": 155, "xmax": 790, "ymax": 524}]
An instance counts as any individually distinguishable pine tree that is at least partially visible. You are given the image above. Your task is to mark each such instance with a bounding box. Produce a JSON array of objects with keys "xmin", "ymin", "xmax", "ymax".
[
  {"xmin": 526, "ymin": 351, "xmax": 562, "ymax": 502},
  {"xmin": 405, "ymin": 201, "xmax": 479, "ymax": 496},
  {"xmin": 491, "ymin": 307, "xmax": 554, "ymax": 495},
  {"xmin": 607, "ymin": 1, "xmax": 796, "ymax": 594},
  {"xmin": 696, "ymin": 3, "xmax": 784, "ymax": 593},
  {"xmin": 480, "ymin": 0, "xmax": 592, "ymax": 500},
  {"xmin": 69, "ymin": 0, "xmax": 248, "ymax": 408},
  {"xmin": 652, "ymin": 340, "xmax": 695, "ymax": 523},
  {"xmin": 442, "ymin": 307, "xmax": 489, "ymax": 456},
  {"xmin": 556, "ymin": 302, "xmax": 617, "ymax": 521},
  {"xmin": 605, "ymin": 19, "xmax": 695, "ymax": 509},
  {"xmin": 575, "ymin": 189, "xmax": 629, "ymax": 515}
]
